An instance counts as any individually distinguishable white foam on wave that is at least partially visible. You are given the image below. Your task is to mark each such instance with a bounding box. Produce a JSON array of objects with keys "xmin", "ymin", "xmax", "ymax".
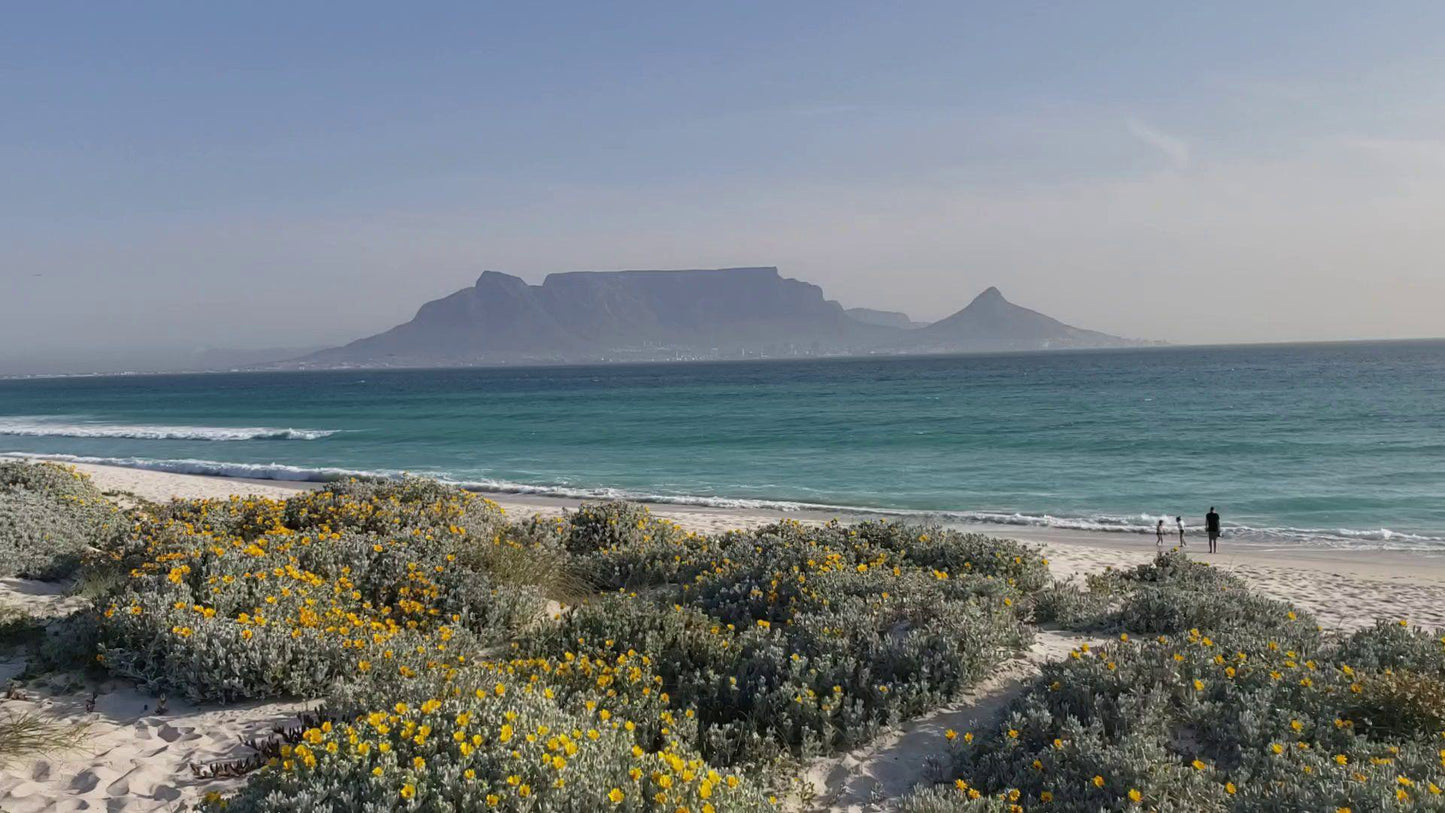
[
  {"xmin": 4, "ymin": 452, "xmax": 370, "ymax": 482},
  {"xmin": 6, "ymin": 452, "xmax": 1442, "ymax": 551},
  {"xmin": 0, "ymin": 417, "xmax": 336, "ymax": 441}
]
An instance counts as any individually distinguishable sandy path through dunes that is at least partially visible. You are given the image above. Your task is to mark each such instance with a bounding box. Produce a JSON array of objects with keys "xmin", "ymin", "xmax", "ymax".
[{"xmin": 803, "ymin": 630, "xmax": 1105, "ymax": 811}]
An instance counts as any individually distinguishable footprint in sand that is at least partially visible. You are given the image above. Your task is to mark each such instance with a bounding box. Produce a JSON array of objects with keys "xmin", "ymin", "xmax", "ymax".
[
  {"xmin": 105, "ymin": 766, "xmax": 142, "ymax": 796},
  {"xmin": 70, "ymin": 768, "xmax": 109, "ymax": 794}
]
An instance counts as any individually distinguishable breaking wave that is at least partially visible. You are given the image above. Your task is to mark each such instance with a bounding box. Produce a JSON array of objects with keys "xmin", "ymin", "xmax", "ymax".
[{"xmin": 0, "ymin": 418, "xmax": 336, "ymax": 441}]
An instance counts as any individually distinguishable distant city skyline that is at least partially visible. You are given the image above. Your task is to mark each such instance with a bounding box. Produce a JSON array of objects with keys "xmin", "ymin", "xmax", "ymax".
[{"xmin": 4, "ymin": 2, "xmax": 1445, "ymax": 373}]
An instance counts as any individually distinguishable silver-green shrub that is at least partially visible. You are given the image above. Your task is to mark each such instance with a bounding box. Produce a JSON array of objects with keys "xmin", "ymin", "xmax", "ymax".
[
  {"xmin": 92, "ymin": 483, "xmax": 543, "ymax": 702},
  {"xmin": 525, "ymin": 515, "xmax": 1044, "ymax": 768},
  {"xmin": 904, "ymin": 552, "xmax": 1445, "ymax": 811},
  {"xmin": 0, "ymin": 461, "xmax": 122, "ymax": 579}
]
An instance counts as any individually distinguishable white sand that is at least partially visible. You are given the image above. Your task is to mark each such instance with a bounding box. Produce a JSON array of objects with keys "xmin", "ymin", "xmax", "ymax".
[
  {"xmin": 0, "ymin": 674, "xmax": 308, "ymax": 813},
  {"xmin": 5, "ymin": 461, "xmax": 1445, "ymax": 810}
]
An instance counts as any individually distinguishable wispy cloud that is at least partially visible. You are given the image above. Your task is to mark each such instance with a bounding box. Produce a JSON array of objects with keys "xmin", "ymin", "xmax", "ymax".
[{"xmin": 1126, "ymin": 118, "xmax": 1190, "ymax": 169}]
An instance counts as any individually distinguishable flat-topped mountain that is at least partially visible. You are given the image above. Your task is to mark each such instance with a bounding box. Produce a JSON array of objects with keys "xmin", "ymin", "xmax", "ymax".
[
  {"xmin": 304, "ymin": 267, "xmax": 891, "ymax": 367},
  {"xmin": 298, "ymin": 269, "xmax": 1144, "ymax": 368},
  {"xmin": 845, "ymin": 307, "xmax": 926, "ymax": 330}
]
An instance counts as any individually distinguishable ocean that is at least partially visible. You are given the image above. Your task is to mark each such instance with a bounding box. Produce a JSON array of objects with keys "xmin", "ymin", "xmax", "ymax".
[{"xmin": 3, "ymin": 341, "xmax": 1443, "ymax": 550}]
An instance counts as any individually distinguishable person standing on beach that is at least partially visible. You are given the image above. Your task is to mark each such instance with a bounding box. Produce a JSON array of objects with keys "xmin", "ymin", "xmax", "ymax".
[
  {"xmin": 1176, "ymin": 516, "xmax": 1185, "ymax": 547},
  {"xmin": 1205, "ymin": 507, "xmax": 1221, "ymax": 553},
  {"xmin": 1156, "ymin": 519, "xmax": 1165, "ymax": 547}
]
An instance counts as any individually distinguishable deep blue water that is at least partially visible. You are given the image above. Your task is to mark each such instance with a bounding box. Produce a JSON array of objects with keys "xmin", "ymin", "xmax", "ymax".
[{"xmin": 3, "ymin": 342, "xmax": 1444, "ymax": 549}]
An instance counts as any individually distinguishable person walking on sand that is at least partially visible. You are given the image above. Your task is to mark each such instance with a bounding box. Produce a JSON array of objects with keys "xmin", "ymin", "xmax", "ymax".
[
  {"xmin": 1156, "ymin": 519, "xmax": 1165, "ymax": 547},
  {"xmin": 1205, "ymin": 507, "xmax": 1221, "ymax": 553},
  {"xmin": 1176, "ymin": 516, "xmax": 1186, "ymax": 547}
]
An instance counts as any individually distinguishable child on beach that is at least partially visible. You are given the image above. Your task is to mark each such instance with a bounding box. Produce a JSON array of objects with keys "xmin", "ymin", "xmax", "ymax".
[
  {"xmin": 1176, "ymin": 516, "xmax": 1185, "ymax": 547},
  {"xmin": 1156, "ymin": 519, "xmax": 1165, "ymax": 546}
]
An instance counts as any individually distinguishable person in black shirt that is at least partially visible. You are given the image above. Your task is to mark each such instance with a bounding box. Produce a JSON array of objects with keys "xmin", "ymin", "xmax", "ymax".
[{"xmin": 1205, "ymin": 507, "xmax": 1221, "ymax": 553}]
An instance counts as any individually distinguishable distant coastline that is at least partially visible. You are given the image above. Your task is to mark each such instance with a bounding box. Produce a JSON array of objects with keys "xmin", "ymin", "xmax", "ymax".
[{"xmin": 14, "ymin": 335, "xmax": 1445, "ymax": 380}]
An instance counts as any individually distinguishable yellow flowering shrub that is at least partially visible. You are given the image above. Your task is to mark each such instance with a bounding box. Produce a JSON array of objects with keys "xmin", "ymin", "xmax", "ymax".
[
  {"xmin": 203, "ymin": 658, "xmax": 769, "ymax": 812},
  {"xmin": 526, "ymin": 518, "xmax": 1044, "ymax": 767},
  {"xmin": 92, "ymin": 481, "xmax": 544, "ymax": 701}
]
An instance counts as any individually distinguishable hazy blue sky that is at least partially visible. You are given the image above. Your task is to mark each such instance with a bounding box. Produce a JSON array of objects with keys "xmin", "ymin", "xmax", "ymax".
[{"xmin": 4, "ymin": 2, "xmax": 1445, "ymax": 370}]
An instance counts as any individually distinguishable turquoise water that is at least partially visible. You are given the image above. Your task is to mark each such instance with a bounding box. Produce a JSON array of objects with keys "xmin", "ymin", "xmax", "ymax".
[{"xmin": 2, "ymin": 341, "xmax": 1443, "ymax": 549}]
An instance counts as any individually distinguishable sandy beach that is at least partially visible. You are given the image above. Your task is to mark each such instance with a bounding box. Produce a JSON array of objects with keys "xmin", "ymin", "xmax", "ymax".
[{"xmin": 4, "ymin": 460, "xmax": 1445, "ymax": 811}]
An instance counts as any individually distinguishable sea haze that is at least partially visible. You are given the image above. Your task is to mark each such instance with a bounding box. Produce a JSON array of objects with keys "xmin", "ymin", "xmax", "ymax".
[{"xmin": 2, "ymin": 341, "xmax": 1443, "ymax": 550}]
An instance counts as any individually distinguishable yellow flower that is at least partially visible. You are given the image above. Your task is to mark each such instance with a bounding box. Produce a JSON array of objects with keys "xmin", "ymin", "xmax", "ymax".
[
  {"xmin": 945, "ymin": 729, "xmax": 957, "ymax": 741},
  {"xmin": 399, "ymin": 783, "xmax": 416, "ymax": 799},
  {"xmin": 609, "ymin": 788, "xmax": 625, "ymax": 804},
  {"xmin": 1192, "ymin": 759, "xmax": 1206, "ymax": 770},
  {"xmin": 1128, "ymin": 788, "xmax": 1142, "ymax": 803},
  {"xmin": 1092, "ymin": 775, "xmax": 1105, "ymax": 787}
]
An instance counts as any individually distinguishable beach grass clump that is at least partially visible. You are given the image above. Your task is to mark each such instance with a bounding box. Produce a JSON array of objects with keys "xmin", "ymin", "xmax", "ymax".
[
  {"xmin": 0, "ymin": 461, "xmax": 122, "ymax": 579},
  {"xmin": 525, "ymin": 516, "xmax": 1043, "ymax": 768},
  {"xmin": 91, "ymin": 483, "xmax": 544, "ymax": 701},
  {"xmin": 903, "ymin": 553, "xmax": 1445, "ymax": 811},
  {"xmin": 0, "ymin": 710, "xmax": 89, "ymax": 769}
]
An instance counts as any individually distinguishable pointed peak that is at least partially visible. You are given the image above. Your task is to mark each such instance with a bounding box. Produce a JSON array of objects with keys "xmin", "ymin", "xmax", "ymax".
[{"xmin": 970, "ymin": 286, "xmax": 1006, "ymax": 305}]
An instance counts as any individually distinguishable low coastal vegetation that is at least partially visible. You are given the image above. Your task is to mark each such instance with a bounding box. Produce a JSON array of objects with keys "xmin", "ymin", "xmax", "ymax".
[
  {"xmin": 0, "ymin": 460, "xmax": 1442, "ymax": 810},
  {"xmin": 902, "ymin": 554, "xmax": 1445, "ymax": 811},
  {"xmin": 0, "ymin": 460, "xmax": 122, "ymax": 579}
]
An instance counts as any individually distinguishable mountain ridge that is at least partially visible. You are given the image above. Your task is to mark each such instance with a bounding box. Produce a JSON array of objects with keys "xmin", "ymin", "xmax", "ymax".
[{"xmin": 297, "ymin": 268, "xmax": 1148, "ymax": 368}]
